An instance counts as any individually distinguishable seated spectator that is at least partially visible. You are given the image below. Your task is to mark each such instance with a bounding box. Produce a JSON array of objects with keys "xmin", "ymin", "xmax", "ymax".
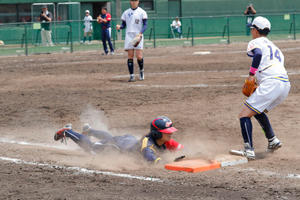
[{"xmin": 170, "ymin": 17, "xmax": 182, "ymax": 39}]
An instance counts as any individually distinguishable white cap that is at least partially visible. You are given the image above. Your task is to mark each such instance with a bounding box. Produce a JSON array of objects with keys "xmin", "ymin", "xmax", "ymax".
[
  {"xmin": 249, "ymin": 16, "xmax": 271, "ymax": 30},
  {"xmin": 85, "ymin": 10, "xmax": 90, "ymax": 13}
]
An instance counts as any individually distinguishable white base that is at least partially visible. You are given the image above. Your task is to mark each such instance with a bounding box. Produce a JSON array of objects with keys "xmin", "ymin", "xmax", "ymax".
[{"xmin": 215, "ymin": 153, "xmax": 248, "ymax": 167}]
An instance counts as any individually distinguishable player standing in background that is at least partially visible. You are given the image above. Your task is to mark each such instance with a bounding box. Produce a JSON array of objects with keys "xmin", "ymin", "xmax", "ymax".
[
  {"xmin": 97, "ymin": 7, "xmax": 114, "ymax": 55},
  {"xmin": 231, "ymin": 16, "xmax": 290, "ymax": 160},
  {"xmin": 82, "ymin": 10, "xmax": 93, "ymax": 44},
  {"xmin": 116, "ymin": 0, "xmax": 148, "ymax": 82}
]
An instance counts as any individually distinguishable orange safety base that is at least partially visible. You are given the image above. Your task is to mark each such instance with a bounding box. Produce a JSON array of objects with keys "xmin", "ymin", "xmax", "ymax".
[{"xmin": 165, "ymin": 159, "xmax": 221, "ymax": 173}]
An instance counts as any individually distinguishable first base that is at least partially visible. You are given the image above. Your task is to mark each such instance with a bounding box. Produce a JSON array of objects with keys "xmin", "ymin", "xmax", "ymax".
[
  {"xmin": 165, "ymin": 159, "xmax": 221, "ymax": 173},
  {"xmin": 165, "ymin": 155, "xmax": 248, "ymax": 173}
]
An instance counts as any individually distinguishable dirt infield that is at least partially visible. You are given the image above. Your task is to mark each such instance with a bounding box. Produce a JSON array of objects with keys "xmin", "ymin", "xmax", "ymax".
[{"xmin": 0, "ymin": 41, "xmax": 300, "ymax": 199}]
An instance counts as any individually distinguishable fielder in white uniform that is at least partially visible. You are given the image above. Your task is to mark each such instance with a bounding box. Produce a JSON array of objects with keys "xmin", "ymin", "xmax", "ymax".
[
  {"xmin": 234, "ymin": 16, "xmax": 290, "ymax": 159},
  {"xmin": 83, "ymin": 10, "xmax": 93, "ymax": 44},
  {"xmin": 116, "ymin": 0, "xmax": 148, "ymax": 82}
]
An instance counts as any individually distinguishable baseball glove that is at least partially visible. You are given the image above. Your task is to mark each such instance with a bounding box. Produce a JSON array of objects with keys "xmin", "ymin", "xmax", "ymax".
[
  {"xmin": 131, "ymin": 34, "xmax": 142, "ymax": 47},
  {"xmin": 97, "ymin": 16, "xmax": 102, "ymax": 24},
  {"xmin": 174, "ymin": 155, "xmax": 186, "ymax": 162},
  {"xmin": 242, "ymin": 78, "xmax": 257, "ymax": 97}
]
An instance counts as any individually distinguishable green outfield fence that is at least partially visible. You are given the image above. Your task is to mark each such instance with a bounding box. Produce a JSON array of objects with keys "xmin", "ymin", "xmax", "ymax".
[{"xmin": 0, "ymin": 13, "xmax": 300, "ymax": 56}]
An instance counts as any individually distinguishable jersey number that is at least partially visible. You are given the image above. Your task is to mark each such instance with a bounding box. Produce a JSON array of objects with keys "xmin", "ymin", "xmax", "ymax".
[{"xmin": 267, "ymin": 45, "xmax": 281, "ymax": 62}]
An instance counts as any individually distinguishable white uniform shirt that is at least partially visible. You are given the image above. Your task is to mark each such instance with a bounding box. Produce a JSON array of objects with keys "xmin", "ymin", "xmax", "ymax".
[
  {"xmin": 84, "ymin": 15, "xmax": 93, "ymax": 31},
  {"xmin": 247, "ymin": 37, "xmax": 288, "ymax": 83},
  {"xmin": 121, "ymin": 7, "xmax": 147, "ymax": 34},
  {"xmin": 172, "ymin": 20, "xmax": 181, "ymax": 28}
]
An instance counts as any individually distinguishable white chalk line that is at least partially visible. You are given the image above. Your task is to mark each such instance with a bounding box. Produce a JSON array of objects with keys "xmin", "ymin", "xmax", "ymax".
[
  {"xmin": 0, "ymin": 156, "xmax": 163, "ymax": 182},
  {"xmin": 234, "ymin": 167, "xmax": 300, "ymax": 180},
  {"xmin": 113, "ymin": 70, "xmax": 241, "ymax": 79},
  {"xmin": 0, "ymin": 138, "xmax": 71, "ymax": 150},
  {"xmin": 0, "ymin": 139, "xmax": 161, "ymax": 182},
  {"xmin": 194, "ymin": 47, "xmax": 300, "ymax": 56},
  {"xmin": 130, "ymin": 84, "xmax": 239, "ymax": 88},
  {"xmin": 113, "ymin": 70, "xmax": 300, "ymax": 79}
]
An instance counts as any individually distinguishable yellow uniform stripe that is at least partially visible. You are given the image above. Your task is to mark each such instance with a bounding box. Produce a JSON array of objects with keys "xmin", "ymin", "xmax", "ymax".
[
  {"xmin": 149, "ymin": 145, "xmax": 156, "ymax": 153},
  {"xmin": 154, "ymin": 157, "xmax": 161, "ymax": 164},
  {"xmin": 141, "ymin": 137, "xmax": 149, "ymax": 152},
  {"xmin": 245, "ymin": 102, "xmax": 261, "ymax": 114},
  {"xmin": 272, "ymin": 77, "xmax": 289, "ymax": 82}
]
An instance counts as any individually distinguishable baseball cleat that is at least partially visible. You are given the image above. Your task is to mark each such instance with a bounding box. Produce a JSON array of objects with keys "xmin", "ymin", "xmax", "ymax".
[
  {"xmin": 54, "ymin": 124, "xmax": 72, "ymax": 141},
  {"xmin": 82, "ymin": 123, "xmax": 91, "ymax": 135},
  {"xmin": 230, "ymin": 143, "xmax": 255, "ymax": 160},
  {"xmin": 139, "ymin": 70, "xmax": 144, "ymax": 81},
  {"xmin": 128, "ymin": 76, "xmax": 136, "ymax": 82},
  {"xmin": 230, "ymin": 149, "xmax": 256, "ymax": 160},
  {"xmin": 267, "ymin": 136, "xmax": 282, "ymax": 152}
]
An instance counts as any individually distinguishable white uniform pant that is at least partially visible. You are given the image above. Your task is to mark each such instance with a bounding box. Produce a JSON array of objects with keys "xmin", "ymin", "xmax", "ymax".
[
  {"xmin": 41, "ymin": 29, "xmax": 53, "ymax": 46},
  {"xmin": 124, "ymin": 32, "xmax": 144, "ymax": 50},
  {"xmin": 245, "ymin": 78, "xmax": 290, "ymax": 114}
]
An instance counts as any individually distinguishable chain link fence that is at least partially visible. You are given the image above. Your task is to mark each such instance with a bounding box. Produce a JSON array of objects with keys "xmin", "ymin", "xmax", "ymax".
[{"xmin": 0, "ymin": 13, "xmax": 299, "ymax": 56}]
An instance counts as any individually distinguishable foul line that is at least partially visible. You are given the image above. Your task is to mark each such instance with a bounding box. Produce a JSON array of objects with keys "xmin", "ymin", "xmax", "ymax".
[
  {"xmin": 113, "ymin": 70, "xmax": 241, "ymax": 79},
  {"xmin": 113, "ymin": 70, "xmax": 300, "ymax": 79},
  {"xmin": 234, "ymin": 167, "xmax": 300, "ymax": 180},
  {"xmin": 130, "ymin": 84, "xmax": 239, "ymax": 88},
  {"xmin": 0, "ymin": 156, "xmax": 163, "ymax": 182},
  {"xmin": 0, "ymin": 138, "xmax": 72, "ymax": 150}
]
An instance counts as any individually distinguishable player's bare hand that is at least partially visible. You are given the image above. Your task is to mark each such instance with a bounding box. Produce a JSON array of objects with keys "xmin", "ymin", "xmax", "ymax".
[
  {"xmin": 116, "ymin": 24, "xmax": 121, "ymax": 30},
  {"xmin": 247, "ymin": 75, "xmax": 255, "ymax": 81}
]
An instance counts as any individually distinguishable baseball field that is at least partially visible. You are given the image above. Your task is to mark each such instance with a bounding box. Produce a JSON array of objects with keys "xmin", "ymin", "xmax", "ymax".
[{"xmin": 0, "ymin": 40, "xmax": 299, "ymax": 199}]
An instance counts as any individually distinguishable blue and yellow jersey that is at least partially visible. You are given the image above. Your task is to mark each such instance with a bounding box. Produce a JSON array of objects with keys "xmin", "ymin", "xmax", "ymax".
[{"xmin": 140, "ymin": 134, "xmax": 183, "ymax": 163}]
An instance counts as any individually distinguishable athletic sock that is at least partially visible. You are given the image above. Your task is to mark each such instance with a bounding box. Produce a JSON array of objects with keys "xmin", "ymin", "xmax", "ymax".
[
  {"xmin": 83, "ymin": 37, "xmax": 86, "ymax": 43},
  {"xmin": 254, "ymin": 113, "xmax": 275, "ymax": 140},
  {"xmin": 88, "ymin": 36, "xmax": 92, "ymax": 42},
  {"xmin": 240, "ymin": 117, "xmax": 253, "ymax": 148},
  {"xmin": 128, "ymin": 59, "xmax": 134, "ymax": 75},
  {"xmin": 137, "ymin": 58, "xmax": 144, "ymax": 71}
]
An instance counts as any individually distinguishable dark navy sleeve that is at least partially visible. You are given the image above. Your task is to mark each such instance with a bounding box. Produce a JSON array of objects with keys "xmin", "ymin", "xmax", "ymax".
[
  {"xmin": 251, "ymin": 48, "xmax": 262, "ymax": 69},
  {"xmin": 143, "ymin": 147, "xmax": 159, "ymax": 162},
  {"xmin": 140, "ymin": 19, "xmax": 147, "ymax": 34},
  {"xmin": 120, "ymin": 20, "xmax": 126, "ymax": 29}
]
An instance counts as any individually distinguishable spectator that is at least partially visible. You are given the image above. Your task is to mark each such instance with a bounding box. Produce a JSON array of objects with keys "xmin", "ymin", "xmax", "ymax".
[
  {"xmin": 39, "ymin": 5, "xmax": 53, "ymax": 46},
  {"xmin": 171, "ymin": 17, "xmax": 182, "ymax": 39},
  {"xmin": 97, "ymin": 7, "xmax": 114, "ymax": 55},
  {"xmin": 82, "ymin": 10, "xmax": 93, "ymax": 44},
  {"xmin": 244, "ymin": 4, "xmax": 257, "ymax": 36}
]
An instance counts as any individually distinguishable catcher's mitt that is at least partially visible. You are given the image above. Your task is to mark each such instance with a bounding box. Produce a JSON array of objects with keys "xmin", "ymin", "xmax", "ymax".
[
  {"xmin": 97, "ymin": 16, "xmax": 102, "ymax": 24},
  {"xmin": 131, "ymin": 34, "xmax": 142, "ymax": 47},
  {"xmin": 174, "ymin": 155, "xmax": 186, "ymax": 162},
  {"xmin": 242, "ymin": 78, "xmax": 257, "ymax": 97}
]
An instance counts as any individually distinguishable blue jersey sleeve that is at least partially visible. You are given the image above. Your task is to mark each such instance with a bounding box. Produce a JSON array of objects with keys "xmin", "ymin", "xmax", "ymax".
[
  {"xmin": 251, "ymin": 48, "xmax": 262, "ymax": 69},
  {"xmin": 141, "ymin": 137, "xmax": 161, "ymax": 163},
  {"xmin": 140, "ymin": 19, "xmax": 147, "ymax": 34},
  {"xmin": 120, "ymin": 20, "xmax": 126, "ymax": 29}
]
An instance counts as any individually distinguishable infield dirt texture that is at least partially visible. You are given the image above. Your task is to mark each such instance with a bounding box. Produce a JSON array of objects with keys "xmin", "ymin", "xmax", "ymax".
[{"xmin": 0, "ymin": 41, "xmax": 300, "ymax": 199}]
